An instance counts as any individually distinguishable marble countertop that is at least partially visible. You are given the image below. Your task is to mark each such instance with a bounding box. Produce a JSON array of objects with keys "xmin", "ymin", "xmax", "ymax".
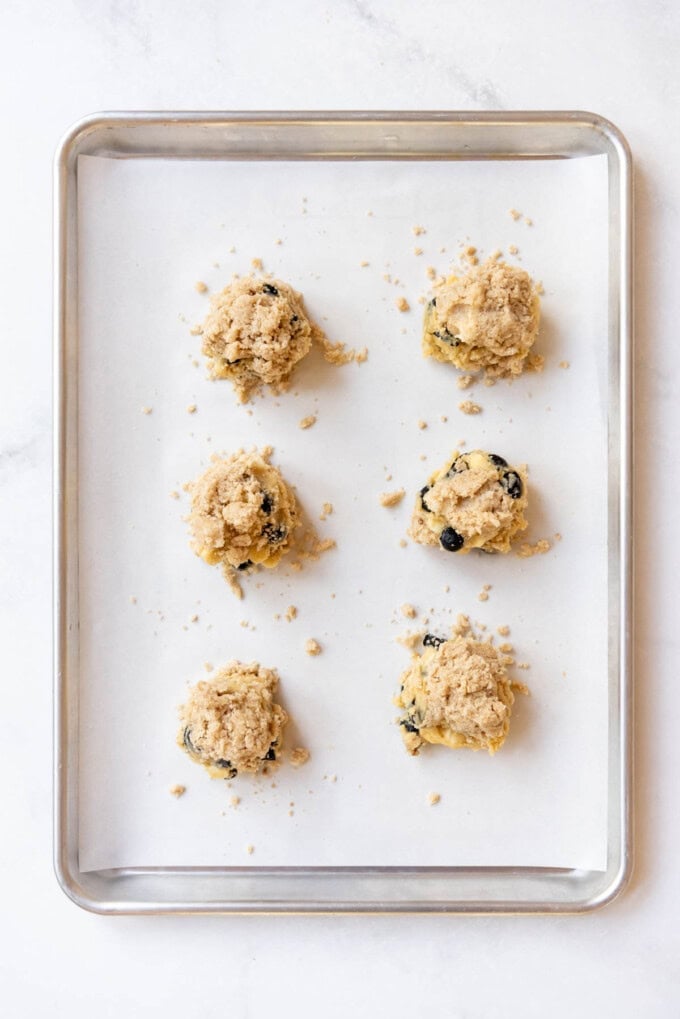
[{"xmin": 1, "ymin": 1, "xmax": 678, "ymax": 1015}]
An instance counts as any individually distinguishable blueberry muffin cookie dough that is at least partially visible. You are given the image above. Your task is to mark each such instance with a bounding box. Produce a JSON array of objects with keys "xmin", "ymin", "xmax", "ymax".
[
  {"xmin": 396, "ymin": 634, "xmax": 516, "ymax": 755},
  {"xmin": 200, "ymin": 275, "xmax": 358, "ymax": 403},
  {"xmin": 187, "ymin": 448, "xmax": 298, "ymax": 596},
  {"xmin": 410, "ymin": 450, "xmax": 528, "ymax": 555},
  {"xmin": 422, "ymin": 259, "xmax": 541, "ymax": 379},
  {"xmin": 178, "ymin": 661, "xmax": 287, "ymax": 779}
]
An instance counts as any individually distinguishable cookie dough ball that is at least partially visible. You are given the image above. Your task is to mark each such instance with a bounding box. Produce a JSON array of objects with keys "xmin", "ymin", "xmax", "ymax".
[
  {"xmin": 396, "ymin": 634, "xmax": 515, "ymax": 755},
  {"xmin": 201, "ymin": 276, "xmax": 315, "ymax": 401},
  {"xmin": 422, "ymin": 259, "xmax": 541, "ymax": 379},
  {"xmin": 188, "ymin": 449, "xmax": 299, "ymax": 586},
  {"xmin": 178, "ymin": 662, "xmax": 287, "ymax": 778},
  {"xmin": 409, "ymin": 449, "xmax": 528, "ymax": 555}
]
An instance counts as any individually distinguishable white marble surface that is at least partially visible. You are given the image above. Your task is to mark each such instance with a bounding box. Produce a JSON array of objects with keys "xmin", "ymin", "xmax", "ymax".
[{"xmin": 0, "ymin": 0, "xmax": 678, "ymax": 1014}]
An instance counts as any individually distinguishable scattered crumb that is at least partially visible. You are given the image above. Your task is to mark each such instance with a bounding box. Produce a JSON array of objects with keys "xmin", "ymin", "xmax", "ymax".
[
  {"xmin": 401, "ymin": 603, "xmax": 417, "ymax": 619},
  {"xmin": 517, "ymin": 539, "xmax": 552, "ymax": 558},
  {"xmin": 194, "ymin": 281, "xmax": 208, "ymax": 294},
  {"xmin": 190, "ymin": 614, "xmax": 198, "ymax": 623},
  {"xmin": 554, "ymin": 532, "xmax": 562, "ymax": 542},
  {"xmin": 497, "ymin": 625, "xmax": 510, "ymax": 637},
  {"xmin": 360, "ymin": 260, "xmax": 370, "ymax": 267},
  {"xmin": 395, "ymin": 296, "xmax": 410, "ymax": 313},
  {"xmin": 380, "ymin": 488, "xmax": 405, "ymax": 508},
  {"xmin": 459, "ymin": 400, "xmax": 482, "ymax": 415},
  {"xmin": 428, "ymin": 792, "xmax": 441, "ymax": 806},
  {"xmin": 274, "ymin": 238, "xmax": 282, "ymax": 246},
  {"xmin": 399, "ymin": 538, "xmax": 408, "ymax": 548},
  {"xmin": 204, "ymin": 662, "xmax": 214, "ymax": 672},
  {"xmin": 246, "ymin": 844, "xmax": 255, "ymax": 855},
  {"xmin": 397, "ymin": 629, "xmax": 426, "ymax": 650},
  {"xmin": 129, "ymin": 596, "xmax": 137, "ymax": 604},
  {"xmin": 285, "ymin": 605, "xmax": 297, "ymax": 622},
  {"xmin": 483, "ymin": 377, "xmax": 497, "ymax": 388},
  {"xmin": 508, "ymin": 244, "xmax": 519, "ymax": 255},
  {"xmin": 412, "ymin": 225, "xmax": 426, "ymax": 236},
  {"xmin": 186, "ymin": 403, "xmax": 197, "ymax": 414},
  {"xmin": 499, "ymin": 642, "xmax": 514, "ymax": 654},
  {"xmin": 440, "ymin": 414, "xmax": 448, "ymax": 423},
  {"xmin": 452, "ymin": 614, "xmax": 471, "ymax": 637},
  {"xmin": 305, "ymin": 638, "xmax": 322, "ymax": 656},
  {"xmin": 456, "ymin": 374, "xmax": 475, "ymax": 390},
  {"xmin": 290, "ymin": 747, "xmax": 310, "ymax": 768},
  {"xmin": 417, "ymin": 419, "xmax": 427, "ymax": 430},
  {"xmin": 355, "ymin": 347, "xmax": 368, "ymax": 363},
  {"xmin": 141, "ymin": 406, "xmax": 152, "ymax": 415},
  {"xmin": 413, "ymin": 247, "xmax": 423, "ymax": 256},
  {"xmin": 535, "ymin": 282, "xmax": 545, "ymax": 296},
  {"xmin": 517, "ymin": 662, "xmax": 530, "ymax": 670},
  {"xmin": 559, "ymin": 360, "xmax": 570, "ymax": 369},
  {"xmin": 169, "ymin": 784, "xmax": 186, "ymax": 798},
  {"xmin": 319, "ymin": 502, "xmax": 333, "ymax": 521},
  {"xmin": 526, "ymin": 352, "xmax": 545, "ymax": 374},
  {"xmin": 462, "ymin": 245, "xmax": 478, "ymax": 266},
  {"xmin": 426, "ymin": 265, "xmax": 436, "ymax": 280},
  {"xmin": 230, "ymin": 795, "xmax": 241, "ymax": 807},
  {"xmin": 190, "ymin": 325, "xmax": 202, "ymax": 336},
  {"xmin": 524, "ymin": 217, "xmax": 533, "ymax": 227},
  {"xmin": 169, "ymin": 490, "xmax": 180, "ymax": 500},
  {"xmin": 478, "ymin": 584, "xmax": 491, "ymax": 602},
  {"xmin": 509, "ymin": 208, "xmax": 521, "ymax": 221},
  {"xmin": 489, "ymin": 249, "xmax": 502, "ymax": 262},
  {"xmin": 251, "ymin": 257, "xmax": 263, "ymax": 270},
  {"xmin": 299, "ymin": 414, "xmax": 317, "ymax": 430}
]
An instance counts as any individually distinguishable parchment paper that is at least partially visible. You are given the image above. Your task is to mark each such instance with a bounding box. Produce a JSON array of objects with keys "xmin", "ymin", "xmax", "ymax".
[{"xmin": 77, "ymin": 152, "xmax": 609, "ymax": 872}]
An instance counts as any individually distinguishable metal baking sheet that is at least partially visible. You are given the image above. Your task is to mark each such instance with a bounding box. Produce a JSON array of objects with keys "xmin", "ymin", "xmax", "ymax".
[{"xmin": 54, "ymin": 111, "xmax": 633, "ymax": 914}]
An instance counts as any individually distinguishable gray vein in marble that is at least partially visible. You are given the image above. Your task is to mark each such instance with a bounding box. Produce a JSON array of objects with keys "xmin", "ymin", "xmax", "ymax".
[{"xmin": 345, "ymin": 0, "xmax": 504, "ymax": 107}]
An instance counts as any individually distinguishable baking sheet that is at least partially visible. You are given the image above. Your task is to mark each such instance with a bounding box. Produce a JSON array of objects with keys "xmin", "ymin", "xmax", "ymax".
[{"xmin": 76, "ymin": 153, "xmax": 609, "ymax": 872}]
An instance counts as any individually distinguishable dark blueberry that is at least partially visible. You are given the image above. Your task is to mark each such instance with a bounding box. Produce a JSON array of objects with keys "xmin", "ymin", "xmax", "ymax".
[
  {"xmin": 423, "ymin": 633, "xmax": 446, "ymax": 648},
  {"xmin": 237, "ymin": 559, "xmax": 253, "ymax": 571},
  {"xmin": 431, "ymin": 297, "xmax": 437, "ymax": 307},
  {"xmin": 225, "ymin": 358, "xmax": 242, "ymax": 366},
  {"xmin": 446, "ymin": 454, "xmax": 468, "ymax": 476},
  {"xmin": 261, "ymin": 492, "xmax": 273, "ymax": 514},
  {"xmin": 500, "ymin": 471, "xmax": 523, "ymax": 500},
  {"xmin": 262, "ymin": 283, "xmax": 279, "ymax": 296},
  {"xmin": 419, "ymin": 485, "xmax": 431, "ymax": 512},
  {"xmin": 290, "ymin": 314, "xmax": 299, "ymax": 324},
  {"xmin": 399, "ymin": 717, "xmax": 420, "ymax": 734},
  {"xmin": 488, "ymin": 454, "xmax": 508, "ymax": 468},
  {"xmin": 264, "ymin": 746, "xmax": 277, "ymax": 761},
  {"xmin": 183, "ymin": 727, "xmax": 198, "ymax": 754},
  {"xmin": 440, "ymin": 527, "xmax": 464, "ymax": 552},
  {"xmin": 433, "ymin": 328, "xmax": 460, "ymax": 347},
  {"xmin": 262, "ymin": 524, "xmax": 286, "ymax": 544},
  {"xmin": 214, "ymin": 759, "xmax": 238, "ymax": 778}
]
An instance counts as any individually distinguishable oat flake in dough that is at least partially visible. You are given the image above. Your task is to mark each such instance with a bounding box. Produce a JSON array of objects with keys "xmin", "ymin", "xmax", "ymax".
[{"xmin": 178, "ymin": 662, "xmax": 287, "ymax": 778}]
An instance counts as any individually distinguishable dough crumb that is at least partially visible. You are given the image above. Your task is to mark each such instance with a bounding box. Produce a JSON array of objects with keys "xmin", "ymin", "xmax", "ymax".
[
  {"xmin": 524, "ymin": 217, "xmax": 533, "ymax": 227},
  {"xmin": 554, "ymin": 532, "xmax": 562, "ymax": 541},
  {"xmin": 559, "ymin": 360, "xmax": 570, "ymax": 369},
  {"xmin": 459, "ymin": 400, "xmax": 482, "ymax": 415},
  {"xmin": 169, "ymin": 784, "xmax": 186, "ymax": 797},
  {"xmin": 204, "ymin": 662, "xmax": 214, "ymax": 672},
  {"xmin": 195, "ymin": 281, "xmax": 208, "ymax": 293},
  {"xmin": 129, "ymin": 596, "xmax": 137, "ymax": 604},
  {"xmin": 360, "ymin": 260, "xmax": 370, "ymax": 267},
  {"xmin": 170, "ymin": 490, "xmax": 180, "ymax": 500},
  {"xmin": 414, "ymin": 247, "xmax": 423, "ymax": 256},
  {"xmin": 457, "ymin": 375, "xmax": 475, "ymax": 390},
  {"xmin": 380, "ymin": 488, "xmax": 405, "ymax": 508},
  {"xmin": 190, "ymin": 614, "xmax": 199, "ymax": 623},
  {"xmin": 478, "ymin": 584, "xmax": 491, "ymax": 602},
  {"xmin": 399, "ymin": 538, "xmax": 408, "ymax": 548},
  {"xmin": 305, "ymin": 638, "xmax": 322, "ymax": 656},
  {"xmin": 413, "ymin": 225, "xmax": 426, "ymax": 236},
  {"xmin": 355, "ymin": 347, "xmax": 369, "ymax": 363},
  {"xmin": 246, "ymin": 844, "xmax": 255, "ymax": 855},
  {"xmin": 401, "ymin": 603, "xmax": 417, "ymax": 619},
  {"xmin": 230, "ymin": 795, "xmax": 241, "ymax": 807},
  {"xmin": 417, "ymin": 419, "xmax": 428, "ymax": 430},
  {"xmin": 440, "ymin": 414, "xmax": 448, "ymax": 423},
  {"xmin": 290, "ymin": 747, "xmax": 310, "ymax": 767},
  {"xmin": 426, "ymin": 265, "xmax": 436, "ymax": 280},
  {"xmin": 509, "ymin": 208, "xmax": 522, "ymax": 220},
  {"xmin": 517, "ymin": 538, "xmax": 551, "ymax": 558},
  {"xmin": 251, "ymin": 257, "xmax": 263, "ymax": 270},
  {"xmin": 141, "ymin": 406, "xmax": 153, "ymax": 415},
  {"xmin": 395, "ymin": 296, "xmax": 410, "ymax": 313},
  {"xmin": 285, "ymin": 605, "xmax": 297, "ymax": 622},
  {"xmin": 452, "ymin": 614, "xmax": 471, "ymax": 637},
  {"xmin": 186, "ymin": 403, "xmax": 197, "ymax": 414},
  {"xmin": 428, "ymin": 792, "xmax": 441, "ymax": 806},
  {"xmin": 397, "ymin": 629, "xmax": 426, "ymax": 650},
  {"xmin": 517, "ymin": 662, "xmax": 530, "ymax": 670},
  {"xmin": 299, "ymin": 414, "xmax": 317, "ymax": 429},
  {"xmin": 508, "ymin": 244, "xmax": 519, "ymax": 255},
  {"xmin": 497, "ymin": 625, "xmax": 510, "ymax": 637},
  {"xmin": 319, "ymin": 502, "xmax": 333, "ymax": 521}
]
